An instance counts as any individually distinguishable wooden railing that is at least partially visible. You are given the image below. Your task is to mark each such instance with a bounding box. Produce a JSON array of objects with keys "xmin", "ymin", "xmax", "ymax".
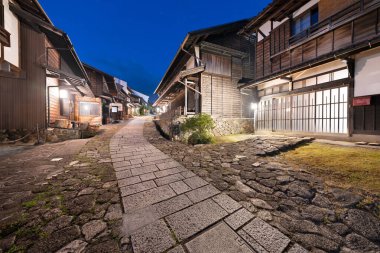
[{"xmin": 289, "ymin": 0, "xmax": 380, "ymax": 45}]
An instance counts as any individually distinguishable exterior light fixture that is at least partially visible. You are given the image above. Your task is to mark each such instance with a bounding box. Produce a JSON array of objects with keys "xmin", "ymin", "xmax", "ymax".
[
  {"xmin": 59, "ymin": 89, "xmax": 68, "ymax": 99},
  {"xmin": 250, "ymin": 103, "xmax": 258, "ymax": 110}
]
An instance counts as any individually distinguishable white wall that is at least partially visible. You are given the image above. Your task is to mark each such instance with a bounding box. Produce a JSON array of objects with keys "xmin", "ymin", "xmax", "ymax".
[
  {"xmin": 3, "ymin": 0, "xmax": 20, "ymax": 68},
  {"xmin": 355, "ymin": 47, "xmax": 380, "ymax": 97}
]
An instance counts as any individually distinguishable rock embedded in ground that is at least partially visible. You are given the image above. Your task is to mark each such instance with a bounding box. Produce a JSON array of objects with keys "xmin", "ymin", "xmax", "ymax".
[
  {"xmin": 82, "ymin": 220, "xmax": 107, "ymax": 241},
  {"xmin": 104, "ymin": 204, "xmax": 123, "ymax": 221},
  {"xmin": 249, "ymin": 198, "xmax": 273, "ymax": 210},
  {"xmin": 56, "ymin": 240, "xmax": 88, "ymax": 253},
  {"xmin": 344, "ymin": 209, "xmax": 380, "ymax": 241}
]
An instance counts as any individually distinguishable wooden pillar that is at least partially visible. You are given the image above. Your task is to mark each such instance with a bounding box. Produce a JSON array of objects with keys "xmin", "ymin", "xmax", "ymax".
[{"xmin": 184, "ymin": 78, "xmax": 188, "ymax": 116}]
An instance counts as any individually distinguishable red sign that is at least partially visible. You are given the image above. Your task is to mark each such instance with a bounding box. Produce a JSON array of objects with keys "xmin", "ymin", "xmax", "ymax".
[{"xmin": 353, "ymin": 96, "xmax": 371, "ymax": 106}]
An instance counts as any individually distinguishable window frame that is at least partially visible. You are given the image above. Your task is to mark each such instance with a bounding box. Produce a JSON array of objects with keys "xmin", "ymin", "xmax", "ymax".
[{"xmin": 291, "ymin": 5, "xmax": 319, "ymax": 37}]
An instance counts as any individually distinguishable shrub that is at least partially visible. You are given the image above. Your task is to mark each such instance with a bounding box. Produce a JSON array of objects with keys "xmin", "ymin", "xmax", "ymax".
[
  {"xmin": 180, "ymin": 114, "xmax": 215, "ymax": 145},
  {"xmin": 180, "ymin": 113, "xmax": 215, "ymax": 133},
  {"xmin": 188, "ymin": 132, "xmax": 214, "ymax": 145}
]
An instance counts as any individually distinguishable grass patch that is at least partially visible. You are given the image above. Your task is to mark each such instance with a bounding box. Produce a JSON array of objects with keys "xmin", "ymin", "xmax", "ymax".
[
  {"xmin": 282, "ymin": 142, "xmax": 380, "ymax": 195},
  {"xmin": 214, "ymin": 134, "xmax": 256, "ymax": 144},
  {"xmin": 21, "ymin": 200, "xmax": 38, "ymax": 209}
]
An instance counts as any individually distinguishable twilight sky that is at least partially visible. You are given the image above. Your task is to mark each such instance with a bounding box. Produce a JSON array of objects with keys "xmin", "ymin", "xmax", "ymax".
[{"xmin": 39, "ymin": 0, "xmax": 271, "ymax": 100}]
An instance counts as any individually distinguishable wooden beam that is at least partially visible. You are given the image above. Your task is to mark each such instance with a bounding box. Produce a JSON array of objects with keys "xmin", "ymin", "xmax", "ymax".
[{"xmin": 184, "ymin": 78, "xmax": 188, "ymax": 116}]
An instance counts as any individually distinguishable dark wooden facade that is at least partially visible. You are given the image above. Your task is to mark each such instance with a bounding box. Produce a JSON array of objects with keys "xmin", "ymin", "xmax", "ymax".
[
  {"xmin": 155, "ymin": 20, "xmax": 256, "ymax": 119},
  {"xmin": 0, "ymin": 22, "xmax": 46, "ymax": 130},
  {"xmin": 238, "ymin": 0, "xmax": 380, "ymax": 139},
  {"xmin": 250, "ymin": 0, "xmax": 380, "ymax": 85}
]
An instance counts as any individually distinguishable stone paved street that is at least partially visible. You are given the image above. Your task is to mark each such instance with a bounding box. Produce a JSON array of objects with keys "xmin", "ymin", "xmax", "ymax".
[
  {"xmin": 143, "ymin": 119, "xmax": 380, "ymax": 253},
  {"xmin": 0, "ymin": 123, "xmax": 128, "ymax": 253},
  {"xmin": 112, "ymin": 118, "xmax": 310, "ymax": 253}
]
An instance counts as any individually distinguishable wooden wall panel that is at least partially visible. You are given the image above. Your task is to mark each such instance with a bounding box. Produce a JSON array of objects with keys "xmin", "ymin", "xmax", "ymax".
[
  {"xmin": 334, "ymin": 24, "xmax": 352, "ymax": 50},
  {"xmin": 319, "ymin": 0, "xmax": 358, "ymax": 21},
  {"xmin": 203, "ymin": 52, "xmax": 231, "ymax": 76},
  {"xmin": 303, "ymin": 40, "xmax": 317, "ymax": 62},
  {"xmin": 45, "ymin": 39, "xmax": 60, "ymax": 69},
  {"xmin": 354, "ymin": 10, "xmax": 377, "ymax": 43},
  {"xmin": 0, "ymin": 23, "xmax": 46, "ymax": 130},
  {"xmin": 291, "ymin": 46, "xmax": 303, "ymax": 66},
  {"xmin": 256, "ymin": 41, "xmax": 264, "ymax": 79},
  {"xmin": 317, "ymin": 32, "xmax": 334, "ymax": 57},
  {"xmin": 263, "ymin": 38, "xmax": 271, "ymax": 76},
  {"xmin": 281, "ymin": 52, "xmax": 290, "ymax": 70},
  {"xmin": 272, "ymin": 56, "xmax": 281, "ymax": 73}
]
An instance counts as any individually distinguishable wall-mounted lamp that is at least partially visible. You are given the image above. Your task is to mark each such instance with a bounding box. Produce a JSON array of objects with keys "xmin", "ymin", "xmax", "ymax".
[
  {"xmin": 250, "ymin": 103, "xmax": 258, "ymax": 111},
  {"xmin": 59, "ymin": 89, "xmax": 68, "ymax": 99}
]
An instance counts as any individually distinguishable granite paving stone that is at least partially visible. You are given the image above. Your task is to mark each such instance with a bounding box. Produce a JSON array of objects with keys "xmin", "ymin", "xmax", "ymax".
[
  {"xmin": 242, "ymin": 218, "xmax": 290, "ymax": 253},
  {"xmin": 154, "ymin": 167, "xmax": 182, "ymax": 178},
  {"xmin": 154, "ymin": 173, "xmax": 185, "ymax": 186},
  {"xmin": 115, "ymin": 169, "xmax": 132, "ymax": 180},
  {"xmin": 167, "ymin": 245, "xmax": 186, "ymax": 253},
  {"xmin": 153, "ymin": 194, "xmax": 193, "ymax": 218},
  {"xmin": 184, "ymin": 176, "xmax": 209, "ymax": 189},
  {"xmin": 186, "ymin": 184, "xmax": 220, "ymax": 203},
  {"xmin": 139, "ymin": 172, "xmax": 156, "ymax": 181},
  {"xmin": 131, "ymin": 219, "xmax": 176, "ymax": 253},
  {"xmin": 122, "ymin": 185, "xmax": 176, "ymax": 211},
  {"xmin": 186, "ymin": 222, "xmax": 254, "ymax": 253},
  {"xmin": 118, "ymin": 176, "xmax": 141, "ymax": 187},
  {"xmin": 120, "ymin": 180, "xmax": 157, "ymax": 196},
  {"xmin": 224, "ymin": 208, "xmax": 255, "ymax": 230},
  {"xmin": 131, "ymin": 164, "xmax": 159, "ymax": 176},
  {"xmin": 212, "ymin": 194, "xmax": 242, "ymax": 213},
  {"xmin": 166, "ymin": 199, "xmax": 228, "ymax": 241},
  {"xmin": 169, "ymin": 180, "xmax": 192, "ymax": 194}
]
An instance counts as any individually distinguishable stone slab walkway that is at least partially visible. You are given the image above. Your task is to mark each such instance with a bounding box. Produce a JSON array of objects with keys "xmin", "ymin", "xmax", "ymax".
[{"xmin": 111, "ymin": 118, "xmax": 308, "ymax": 253}]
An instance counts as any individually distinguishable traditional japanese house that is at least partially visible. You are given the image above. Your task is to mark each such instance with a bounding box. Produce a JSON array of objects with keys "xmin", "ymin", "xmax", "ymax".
[
  {"xmin": 154, "ymin": 20, "xmax": 256, "ymax": 136},
  {"xmin": 84, "ymin": 63, "xmax": 116, "ymax": 124},
  {"xmin": 239, "ymin": 0, "xmax": 380, "ymax": 142},
  {"xmin": 0, "ymin": 0, "xmax": 101, "ymax": 133}
]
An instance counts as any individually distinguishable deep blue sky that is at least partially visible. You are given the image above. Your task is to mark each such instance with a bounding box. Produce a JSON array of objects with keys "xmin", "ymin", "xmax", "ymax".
[{"xmin": 39, "ymin": 0, "xmax": 271, "ymax": 99}]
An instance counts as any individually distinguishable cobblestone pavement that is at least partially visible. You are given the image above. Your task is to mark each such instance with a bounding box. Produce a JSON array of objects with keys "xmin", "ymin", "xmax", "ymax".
[
  {"xmin": 0, "ymin": 123, "xmax": 129, "ymax": 253},
  {"xmin": 111, "ymin": 118, "xmax": 310, "ymax": 253},
  {"xmin": 143, "ymin": 120, "xmax": 380, "ymax": 253}
]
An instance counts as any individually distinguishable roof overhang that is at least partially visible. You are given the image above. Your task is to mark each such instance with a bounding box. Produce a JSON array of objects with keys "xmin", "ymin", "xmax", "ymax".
[
  {"xmin": 154, "ymin": 19, "xmax": 249, "ymax": 95},
  {"xmin": 239, "ymin": 0, "xmax": 310, "ymax": 35}
]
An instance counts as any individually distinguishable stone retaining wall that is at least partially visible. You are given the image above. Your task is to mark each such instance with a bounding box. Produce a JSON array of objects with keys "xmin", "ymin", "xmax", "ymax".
[{"xmin": 156, "ymin": 114, "xmax": 255, "ymax": 139}]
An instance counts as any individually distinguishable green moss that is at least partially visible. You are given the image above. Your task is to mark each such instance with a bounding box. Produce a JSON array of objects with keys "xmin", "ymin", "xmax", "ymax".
[
  {"xmin": 6, "ymin": 245, "xmax": 26, "ymax": 253},
  {"xmin": 282, "ymin": 143, "xmax": 380, "ymax": 195},
  {"xmin": 22, "ymin": 200, "xmax": 38, "ymax": 209}
]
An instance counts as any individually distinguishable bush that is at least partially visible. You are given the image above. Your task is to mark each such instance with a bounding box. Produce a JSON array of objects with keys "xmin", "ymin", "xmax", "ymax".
[
  {"xmin": 180, "ymin": 114, "xmax": 215, "ymax": 145},
  {"xmin": 180, "ymin": 114, "xmax": 215, "ymax": 133},
  {"xmin": 188, "ymin": 132, "xmax": 214, "ymax": 145}
]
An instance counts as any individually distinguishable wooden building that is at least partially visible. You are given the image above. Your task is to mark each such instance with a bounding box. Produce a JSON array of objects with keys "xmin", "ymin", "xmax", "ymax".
[
  {"xmin": 0, "ymin": 0, "xmax": 100, "ymax": 132},
  {"xmin": 84, "ymin": 64, "xmax": 118, "ymax": 124},
  {"xmin": 154, "ymin": 20, "xmax": 256, "ymax": 136},
  {"xmin": 239, "ymin": 0, "xmax": 380, "ymax": 141}
]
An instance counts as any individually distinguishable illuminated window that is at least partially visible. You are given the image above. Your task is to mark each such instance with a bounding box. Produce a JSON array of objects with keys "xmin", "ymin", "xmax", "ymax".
[{"xmin": 80, "ymin": 102, "xmax": 100, "ymax": 116}]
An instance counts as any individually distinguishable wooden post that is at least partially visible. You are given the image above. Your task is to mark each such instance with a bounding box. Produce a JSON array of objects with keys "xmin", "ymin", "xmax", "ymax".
[{"xmin": 184, "ymin": 78, "xmax": 188, "ymax": 116}]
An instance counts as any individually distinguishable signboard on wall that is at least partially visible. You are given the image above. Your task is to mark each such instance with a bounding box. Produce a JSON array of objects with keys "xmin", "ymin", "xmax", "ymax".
[{"xmin": 353, "ymin": 96, "xmax": 371, "ymax": 106}]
